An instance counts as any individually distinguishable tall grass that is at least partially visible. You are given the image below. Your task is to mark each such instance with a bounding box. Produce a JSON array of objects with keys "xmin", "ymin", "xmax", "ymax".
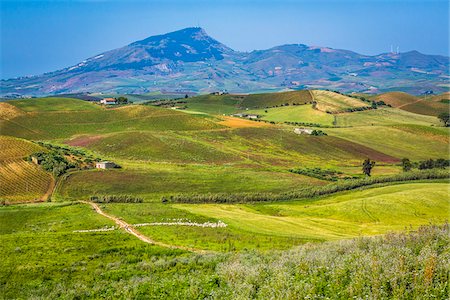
[
  {"xmin": 216, "ymin": 223, "xmax": 449, "ymax": 299},
  {"xmin": 166, "ymin": 169, "xmax": 449, "ymax": 203}
]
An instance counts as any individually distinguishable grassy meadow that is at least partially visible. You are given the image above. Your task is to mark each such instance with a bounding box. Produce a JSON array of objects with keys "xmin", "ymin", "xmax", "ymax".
[{"xmin": 1, "ymin": 92, "xmax": 449, "ymax": 298}]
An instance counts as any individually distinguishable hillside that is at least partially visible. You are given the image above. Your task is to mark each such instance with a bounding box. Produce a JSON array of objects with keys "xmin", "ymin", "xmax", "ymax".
[
  {"xmin": 1, "ymin": 28, "xmax": 449, "ymax": 97},
  {"xmin": 0, "ymin": 98, "xmax": 222, "ymax": 140},
  {"xmin": 375, "ymin": 91, "xmax": 449, "ymax": 116},
  {"xmin": 0, "ymin": 136, "xmax": 53, "ymax": 203}
]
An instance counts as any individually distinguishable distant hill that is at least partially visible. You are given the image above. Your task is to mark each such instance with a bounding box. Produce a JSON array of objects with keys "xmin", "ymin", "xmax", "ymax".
[{"xmin": 1, "ymin": 28, "xmax": 448, "ymax": 96}]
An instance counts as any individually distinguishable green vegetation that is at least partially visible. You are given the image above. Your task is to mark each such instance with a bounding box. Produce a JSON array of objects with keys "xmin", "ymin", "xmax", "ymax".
[
  {"xmin": 334, "ymin": 107, "xmax": 438, "ymax": 127},
  {"xmin": 167, "ymin": 169, "xmax": 449, "ymax": 203},
  {"xmin": 311, "ymin": 90, "xmax": 368, "ymax": 113},
  {"xmin": 10, "ymin": 97, "xmax": 102, "ymax": 112},
  {"xmin": 327, "ymin": 125, "xmax": 449, "ymax": 160},
  {"xmin": 1, "ymin": 201, "xmax": 448, "ymax": 298},
  {"xmin": 1, "ymin": 91, "xmax": 449, "ymax": 298},
  {"xmin": 1, "ymin": 99, "xmax": 222, "ymax": 140},
  {"xmin": 177, "ymin": 183, "xmax": 449, "ymax": 243},
  {"xmin": 54, "ymin": 163, "xmax": 324, "ymax": 201},
  {"xmin": 289, "ymin": 167, "xmax": 351, "ymax": 181},
  {"xmin": 240, "ymin": 90, "xmax": 312, "ymax": 108},
  {"xmin": 246, "ymin": 105, "xmax": 334, "ymax": 125},
  {"xmin": 89, "ymin": 194, "xmax": 143, "ymax": 203}
]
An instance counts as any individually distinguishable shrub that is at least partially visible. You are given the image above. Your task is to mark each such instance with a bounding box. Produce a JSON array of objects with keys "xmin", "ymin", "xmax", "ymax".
[{"xmin": 89, "ymin": 194, "xmax": 143, "ymax": 203}]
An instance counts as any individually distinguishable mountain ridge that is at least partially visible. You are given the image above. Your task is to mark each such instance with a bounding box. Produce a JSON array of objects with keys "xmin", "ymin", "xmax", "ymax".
[{"xmin": 1, "ymin": 27, "xmax": 448, "ymax": 97}]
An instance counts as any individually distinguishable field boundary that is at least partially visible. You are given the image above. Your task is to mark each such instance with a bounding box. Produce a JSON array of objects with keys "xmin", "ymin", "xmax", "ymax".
[{"xmin": 166, "ymin": 170, "xmax": 449, "ymax": 204}]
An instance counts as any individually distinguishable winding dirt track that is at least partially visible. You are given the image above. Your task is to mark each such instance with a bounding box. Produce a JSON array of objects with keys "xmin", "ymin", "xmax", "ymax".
[{"xmin": 81, "ymin": 201, "xmax": 209, "ymax": 254}]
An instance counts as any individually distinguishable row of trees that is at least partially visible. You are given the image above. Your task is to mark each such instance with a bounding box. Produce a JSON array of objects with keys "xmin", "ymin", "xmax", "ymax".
[{"xmin": 401, "ymin": 158, "xmax": 450, "ymax": 172}]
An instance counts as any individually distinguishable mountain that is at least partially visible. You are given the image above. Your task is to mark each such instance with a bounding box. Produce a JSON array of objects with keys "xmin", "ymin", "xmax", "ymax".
[{"xmin": 1, "ymin": 27, "xmax": 448, "ymax": 97}]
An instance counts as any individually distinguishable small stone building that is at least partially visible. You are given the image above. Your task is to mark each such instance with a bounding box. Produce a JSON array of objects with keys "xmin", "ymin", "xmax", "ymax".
[
  {"xmin": 294, "ymin": 128, "xmax": 313, "ymax": 135},
  {"xmin": 95, "ymin": 161, "xmax": 116, "ymax": 169}
]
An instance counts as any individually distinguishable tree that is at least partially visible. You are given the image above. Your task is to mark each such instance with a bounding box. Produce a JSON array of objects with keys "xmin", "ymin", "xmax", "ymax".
[
  {"xmin": 116, "ymin": 96, "xmax": 128, "ymax": 104},
  {"xmin": 184, "ymin": 94, "xmax": 189, "ymax": 99},
  {"xmin": 371, "ymin": 101, "xmax": 378, "ymax": 109},
  {"xmin": 438, "ymin": 112, "xmax": 449, "ymax": 127},
  {"xmin": 401, "ymin": 158, "xmax": 412, "ymax": 172},
  {"xmin": 362, "ymin": 158, "xmax": 376, "ymax": 176}
]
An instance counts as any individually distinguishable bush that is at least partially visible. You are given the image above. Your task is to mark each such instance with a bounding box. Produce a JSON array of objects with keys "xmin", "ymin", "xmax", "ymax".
[
  {"xmin": 89, "ymin": 194, "xmax": 143, "ymax": 203},
  {"xmin": 289, "ymin": 167, "xmax": 352, "ymax": 181}
]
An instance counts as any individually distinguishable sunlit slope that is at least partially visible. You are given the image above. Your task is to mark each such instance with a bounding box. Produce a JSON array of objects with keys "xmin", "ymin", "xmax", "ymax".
[
  {"xmin": 311, "ymin": 90, "xmax": 368, "ymax": 113},
  {"xmin": 327, "ymin": 125, "xmax": 449, "ymax": 160},
  {"xmin": 375, "ymin": 92, "xmax": 449, "ymax": 116},
  {"xmin": 177, "ymin": 182, "xmax": 449, "ymax": 243},
  {"xmin": 1, "ymin": 98, "xmax": 223, "ymax": 139},
  {"xmin": 0, "ymin": 136, "xmax": 53, "ymax": 203}
]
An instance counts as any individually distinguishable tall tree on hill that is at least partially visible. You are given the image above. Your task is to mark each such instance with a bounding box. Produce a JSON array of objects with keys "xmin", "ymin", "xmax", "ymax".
[
  {"xmin": 401, "ymin": 158, "xmax": 412, "ymax": 172},
  {"xmin": 438, "ymin": 112, "xmax": 449, "ymax": 127},
  {"xmin": 362, "ymin": 158, "xmax": 376, "ymax": 176}
]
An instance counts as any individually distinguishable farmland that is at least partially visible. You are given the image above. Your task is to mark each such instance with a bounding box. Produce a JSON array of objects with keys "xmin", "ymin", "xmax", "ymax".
[
  {"xmin": 375, "ymin": 91, "xmax": 449, "ymax": 116},
  {"xmin": 1, "ymin": 91, "xmax": 449, "ymax": 298},
  {"xmin": 0, "ymin": 136, "xmax": 53, "ymax": 203}
]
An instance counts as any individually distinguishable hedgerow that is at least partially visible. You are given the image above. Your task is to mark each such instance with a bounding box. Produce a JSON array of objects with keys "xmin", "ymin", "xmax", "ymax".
[
  {"xmin": 165, "ymin": 169, "xmax": 449, "ymax": 203},
  {"xmin": 89, "ymin": 194, "xmax": 143, "ymax": 203}
]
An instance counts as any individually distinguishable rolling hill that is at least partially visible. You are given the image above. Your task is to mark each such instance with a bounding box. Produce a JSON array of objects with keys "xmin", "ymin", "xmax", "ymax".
[
  {"xmin": 1, "ymin": 27, "xmax": 448, "ymax": 97},
  {"xmin": 375, "ymin": 91, "xmax": 449, "ymax": 116}
]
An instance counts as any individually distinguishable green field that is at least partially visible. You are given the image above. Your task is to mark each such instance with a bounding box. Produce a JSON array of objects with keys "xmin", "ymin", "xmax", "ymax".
[
  {"xmin": 54, "ymin": 163, "xmax": 325, "ymax": 201},
  {"xmin": 1, "ymin": 102, "xmax": 222, "ymax": 140},
  {"xmin": 311, "ymin": 90, "xmax": 368, "ymax": 112},
  {"xmin": 1, "ymin": 201, "xmax": 448, "ymax": 298},
  {"xmin": 1, "ymin": 93, "xmax": 449, "ymax": 298},
  {"xmin": 335, "ymin": 107, "xmax": 439, "ymax": 127},
  {"xmin": 247, "ymin": 104, "xmax": 334, "ymax": 125},
  {"xmin": 328, "ymin": 125, "xmax": 449, "ymax": 160}
]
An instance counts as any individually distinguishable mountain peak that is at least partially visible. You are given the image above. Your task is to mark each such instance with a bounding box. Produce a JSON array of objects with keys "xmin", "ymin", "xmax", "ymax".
[{"xmin": 132, "ymin": 27, "xmax": 215, "ymax": 46}]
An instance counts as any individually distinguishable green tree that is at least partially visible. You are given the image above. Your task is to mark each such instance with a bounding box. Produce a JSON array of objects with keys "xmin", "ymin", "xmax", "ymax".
[
  {"xmin": 116, "ymin": 96, "xmax": 128, "ymax": 104},
  {"xmin": 401, "ymin": 158, "xmax": 412, "ymax": 172},
  {"xmin": 438, "ymin": 112, "xmax": 449, "ymax": 127},
  {"xmin": 362, "ymin": 158, "xmax": 376, "ymax": 176}
]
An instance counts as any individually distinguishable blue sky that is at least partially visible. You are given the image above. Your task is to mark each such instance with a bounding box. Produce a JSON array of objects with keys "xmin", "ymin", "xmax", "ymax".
[{"xmin": 1, "ymin": 0, "xmax": 449, "ymax": 79}]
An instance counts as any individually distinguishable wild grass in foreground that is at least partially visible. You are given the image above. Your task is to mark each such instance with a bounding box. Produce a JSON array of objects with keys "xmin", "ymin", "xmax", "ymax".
[{"xmin": 1, "ymin": 221, "xmax": 448, "ymax": 299}]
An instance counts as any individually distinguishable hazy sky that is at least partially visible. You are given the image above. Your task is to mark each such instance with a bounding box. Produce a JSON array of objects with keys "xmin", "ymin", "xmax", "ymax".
[{"xmin": 1, "ymin": 0, "xmax": 449, "ymax": 79}]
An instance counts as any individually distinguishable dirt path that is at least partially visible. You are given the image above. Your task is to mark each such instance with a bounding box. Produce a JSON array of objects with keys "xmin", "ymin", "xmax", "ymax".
[
  {"xmin": 81, "ymin": 201, "xmax": 209, "ymax": 253},
  {"xmin": 396, "ymin": 98, "xmax": 423, "ymax": 109}
]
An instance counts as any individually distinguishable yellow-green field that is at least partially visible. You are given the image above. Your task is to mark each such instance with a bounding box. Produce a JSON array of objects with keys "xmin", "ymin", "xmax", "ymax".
[{"xmin": 175, "ymin": 182, "xmax": 449, "ymax": 246}]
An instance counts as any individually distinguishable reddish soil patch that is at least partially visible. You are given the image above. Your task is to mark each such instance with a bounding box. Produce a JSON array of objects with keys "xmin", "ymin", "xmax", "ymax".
[
  {"xmin": 328, "ymin": 137, "xmax": 400, "ymax": 163},
  {"xmin": 66, "ymin": 135, "xmax": 103, "ymax": 147}
]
